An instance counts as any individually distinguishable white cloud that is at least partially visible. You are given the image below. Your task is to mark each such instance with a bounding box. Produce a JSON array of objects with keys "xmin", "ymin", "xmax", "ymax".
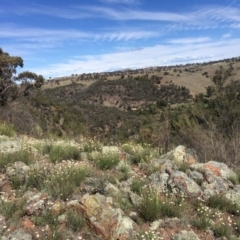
[
  {"xmin": 169, "ymin": 37, "xmax": 211, "ymax": 44},
  {"xmin": 99, "ymin": 0, "xmax": 138, "ymax": 4},
  {"xmin": 0, "ymin": 26, "xmax": 158, "ymax": 44},
  {"xmin": 222, "ymin": 33, "xmax": 232, "ymax": 39},
  {"xmin": 29, "ymin": 38, "xmax": 240, "ymax": 77}
]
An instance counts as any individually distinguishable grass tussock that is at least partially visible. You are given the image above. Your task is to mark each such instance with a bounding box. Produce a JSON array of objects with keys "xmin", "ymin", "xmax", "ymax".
[
  {"xmin": 94, "ymin": 153, "xmax": 120, "ymax": 170},
  {"xmin": 44, "ymin": 167, "xmax": 89, "ymax": 200},
  {"xmin": 66, "ymin": 209, "xmax": 85, "ymax": 232},
  {"xmin": 0, "ymin": 122, "xmax": 15, "ymax": 137},
  {"xmin": 37, "ymin": 143, "xmax": 82, "ymax": 163},
  {"xmin": 0, "ymin": 149, "xmax": 35, "ymax": 169}
]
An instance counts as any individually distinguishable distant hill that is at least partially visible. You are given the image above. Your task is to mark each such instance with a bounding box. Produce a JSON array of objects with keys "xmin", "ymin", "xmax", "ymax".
[{"xmin": 43, "ymin": 56, "xmax": 240, "ymax": 96}]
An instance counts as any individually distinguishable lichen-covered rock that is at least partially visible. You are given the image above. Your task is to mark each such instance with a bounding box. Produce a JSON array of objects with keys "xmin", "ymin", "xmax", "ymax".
[
  {"xmin": 149, "ymin": 172, "xmax": 169, "ymax": 192},
  {"xmin": 21, "ymin": 218, "xmax": 35, "ymax": 230},
  {"xmin": 25, "ymin": 192, "xmax": 48, "ymax": 215},
  {"xmin": 188, "ymin": 171, "xmax": 204, "ymax": 185},
  {"xmin": 151, "ymin": 158, "xmax": 179, "ymax": 174},
  {"xmin": 1, "ymin": 228, "xmax": 32, "ymax": 240},
  {"xmin": 79, "ymin": 193, "xmax": 137, "ymax": 239},
  {"xmin": 104, "ymin": 182, "xmax": 120, "ymax": 195},
  {"xmin": 172, "ymin": 230, "xmax": 200, "ymax": 240},
  {"xmin": 161, "ymin": 145, "xmax": 198, "ymax": 165},
  {"xmin": 201, "ymin": 173, "xmax": 232, "ymax": 198},
  {"xmin": 225, "ymin": 190, "xmax": 240, "ymax": 208},
  {"xmin": 129, "ymin": 191, "xmax": 141, "ymax": 206},
  {"xmin": 168, "ymin": 171, "xmax": 203, "ymax": 198},
  {"xmin": 191, "ymin": 161, "xmax": 235, "ymax": 179},
  {"xmin": 6, "ymin": 161, "xmax": 30, "ymax": 180}
]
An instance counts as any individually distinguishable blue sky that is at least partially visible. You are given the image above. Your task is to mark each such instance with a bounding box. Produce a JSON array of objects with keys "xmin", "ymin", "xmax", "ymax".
[{"xmin": 1, "ymin": 0, "xmax": 240, "ymax": 78}]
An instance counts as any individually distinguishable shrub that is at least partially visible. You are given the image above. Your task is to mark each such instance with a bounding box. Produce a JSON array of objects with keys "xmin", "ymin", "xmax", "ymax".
[
  {"xmin": 0, "ymin": 122, "xmax": 15, "ymax": 137},
  {"xmin": 212, "ymin": 223, "xmax": 233, "ymax": 239},
  {"xmin": 44, "ymin": 167, "xmax": 89, "ymax": 200},
  {"xmin": 0, "ymin": 149, "xmax": 35, "ymax": 169},
  {"xmin": 139, "ymin": 185, "xmax": 160, "ymax": 221},
  {"xmin": 207, "ymin": 195, "xmax": 234, "ymax": 212},
  {"xmin": 131, "ymin": 177, "xmax": 148, "ymax": 195},
  {"xmin": 192, "ymin": 216, "xmax": 211, "ymax": 230},
  {"xmin": 66, "ymin": 209, "xmax": 85, "ymax": 232},
  {"xmin": 94, "ymin": 153, "xmax": 120, "ymax": 170},
  {"xmin": 0, "ymin": 200, "xmax": 16, "ymax": 220},
  {"xmin": 32, "ymin": 209, "xmax": 58, "ymax": 228},
  {"xmin": 37, "ymin": 143, "xmax": 82, "ymax": 163},
  {"xmin": 118, "ymin": 163, "xmax": 130, "ymax": 181}
]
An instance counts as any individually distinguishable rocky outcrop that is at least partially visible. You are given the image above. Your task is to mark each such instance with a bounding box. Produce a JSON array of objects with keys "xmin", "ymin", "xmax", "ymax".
[
  {"xmin": 79, "ymin": 193, "xmax": 137, "ymax": 239},
  {"xmin": 1, "ymin": 137, "xmax": 240, "ymax": 240}
]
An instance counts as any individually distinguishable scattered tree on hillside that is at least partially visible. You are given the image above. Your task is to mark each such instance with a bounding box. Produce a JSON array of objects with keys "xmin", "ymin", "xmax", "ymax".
[
  {"xmin": 0, "ymin": 48, "xmax": 23, "ymax": 105},
  {"xmin": 0, "ymin": 48, "xmax": 44, "ymax": 105}
]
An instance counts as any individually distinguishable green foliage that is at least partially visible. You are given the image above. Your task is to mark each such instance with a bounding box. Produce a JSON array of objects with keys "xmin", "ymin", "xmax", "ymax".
[
  {"xmin": 0, "ymin": 122, "xmax": 15, "ymax": 137},
  {"xmin": 178, "ymin": 161, "xmax": 189, "ymax": 173},
  {"xmin": 207, "ymin": 195, "xmax": 231, "ymax": 211},
  {"xmin": 212, "ymin": 223, "xmax": 233, "ymax": 239},
  {"xmin": 66, "ymin": 209, "xmax": 85, "ymax": 232},
  {"xmin": 131, "ymin": 177, "xmax": 148, "ymax": 195},
  {"xmin": 118, "ymin": 163, "xmax": 130, "ymax": 181},
  {"xmin": 38, "ymin": 143, "xmax": 82, "ymax": 163},
  {"xmin": 0, "ymin": 200, "xmax": 16, "ymax": 220},
  {"xmin": 94, "ymin": 153, "xmax": 120, "ymax": 170},
  {"xmin": 44, "ymin": 167, "xmax": 89, "ymax": 200},
  {"xmin": 192, "ymin": 215, "xmax": 211, "ymax": 230},
  {"xmin": 139, "ymin": 185, "xmax": 161, "ymax": 221},
  {"xmin": 32, "ymin": 209, "xmax": 58, "ymax": 228},
  {"xmin": 14, "ymin": 164, "xmax": 89, "ymax": 200},
  {"xmin": 0, "ymin": 149, "xmax": 35, "ymax": 169},
  {"xmin": 136, "ymin": 230, "xmax": 159, "ymax": 240}
]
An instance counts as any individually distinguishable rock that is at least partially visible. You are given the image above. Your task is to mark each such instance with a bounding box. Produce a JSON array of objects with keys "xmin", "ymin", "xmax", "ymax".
[
  {"xmin": 201, "ymin": 174, "xmax": 232, "ymax": 198},
  {"xmin": 150, "ymin": 219, "xmax": 163, "ymax": 231},
  {"xmin": 0, "ymin": 174, "xmax": 12, "ymax": 195},
  {"xmin": 188, "ymin": 171, "xmax": 204, "ymax": 185},
  {"xmin": 172, "ymin": 230, "xmax": 200, "ymax": 240},
  {"xmin": 80, "ymin": 152, "xmax": 88, "ymax": 161},
  {"xmin": 104, "ymin": 183, "xmax": 120, "ymax": 195},
  {"xmin": 203, "ymin": 161, "xmax": 235, "ymax": 179},
  {"xmin": 225, "ymin": 190, "xmax": 240, "ymax": 207},
  {"xmin": 22, "ymin": 218, "xmax": 35, "ymax": 230},
  {"xmin": 80, "ymin": 193, "xmax": 137, "ymax": 239},
  {"xmin": 58, "ymin": 214, "xmax": 67, "ymax": 224},
  {"xmin": 2, "ymin": 228, "xmax": 32, "ymax": 240},
  {"xmin": 149, "ymin": 172, "xmax": 169, "ymax": 192},
  {"xmin": 80, "ymin": 177, "xmax": 106, "ymax": 195},
  {"xmin": 129, "ymin": 212, "xmax": 138, "ymax": 222},
  {"xmin": 51, "ymin": 200, "xmax": 63, "ymax": 215},
  {"xmin": 67, "ymin": 200, "xmax": 81, "ymax": 208},
  {"xmin": 0, "ymin": 214, "xmax": 6, "ymax": 231},
  {"xmin": 151, "ymin": 158, "xmax": 179, "ymax": 174},
  {"xmin": 6, "ymin": 161, "xmax": 30, "ymax": 180},
  {"xmin": 129, "ymin": 192, "xmax": 141, "ymax": 206},
  {"xmin": 25, "ymin": 192, "xmax": 48, "ymax": 215},
  {"xmin": 234, "ymin": 185, "xmax": 240, "ymax": 193},
  {"xmin": 191, "ymin": 161, "xmax": 235, "ymax": 179},
  {"xmin": 161, "ymin": 145, "xmax": 198, "ymax": 165},
  {"xmin": 168, "ymin": 171, "xmax": 203, "ymax": 198}
]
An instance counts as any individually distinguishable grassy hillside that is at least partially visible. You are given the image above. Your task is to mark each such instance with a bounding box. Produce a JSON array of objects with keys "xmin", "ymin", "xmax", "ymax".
[{"xmin": 1, "ymin": 57, "xmax": 240, "ymax": 168}]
